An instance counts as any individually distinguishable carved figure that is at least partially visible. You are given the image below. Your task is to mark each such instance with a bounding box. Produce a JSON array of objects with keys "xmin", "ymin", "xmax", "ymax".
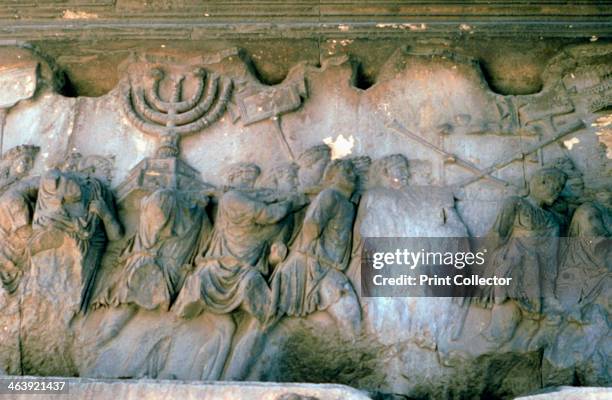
[
  {"xmin": 270, "ymin": 159, "xmax": 362, "ymax": 335},
  {"xmin": 0, "ymin": 145, "xmax": 39, "ymax": 294},
  {"xmin": 29, "ymin": 167, "xmax": 123, "ymax": 312},
  {"xmin": 556, "ymin": 190, "xmax": 611, "ymax": 321},
  {"xmin": 480, "ymin": 167, "xmax": 567, "ymax": 311},
  {"xmin": 547, "ymin": 157, "xmax": 585, "ymax": 234},
  {"xmin": 19, "ymin": 163, "xmax": 123, "ymax": 375},
  {"xmin": 111, "ymin": 189, "xmax": 210, "ymax": 311},
  {"xmin": 259, "ymin": 162, "xmax": 302, "ymax": 252},
  {"xmin": 0, "ymin": 145, "xmax": 38, "ymax": 194},
  {"xmin": 352, "ymin": 154, "xmax": 467, "ymax": 238},
  {"xmin": 173, "ymin": 162, "xmax": 306, "ymax": 379},
  {"xmin": 296, "ymin": 144, "xmax": 332, "ymax": 193},
  {"xmin": 476, "ymin": 167, "xmax": 567, "ymax": 343}
]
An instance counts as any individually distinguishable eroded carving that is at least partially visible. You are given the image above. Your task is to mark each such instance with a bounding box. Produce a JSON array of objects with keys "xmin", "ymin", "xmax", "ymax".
[
  {"xmin": 270, "ymin": 159, "xmax": 362, "ymax": 335},
  {"xmin": 477, "ymin": 167, "xmax": 567, "ymax": 342},
  {"xmin": 114, "ymin": 189, "xmax": 210, "ymax": 311},
  {"xmin": 18, "ymin": 154, "xmax": 123, "ymax": 375},
  {"xmin": 556, "ymin": 190, "xmax": 611, "ymax": 321},
  {"xmin": 173, "ymin": 161, "xmax": 306, "ymax": 379},
  {"xmin": 485, "ymin": 168, "xmax": 567, "ymax": 313},
  {"xmin": 1, "ymin": 43, "xmax": 610, "ymax": 399},
  {"xmin": 0, "ymin": 145, "xmax": 39, "ymax": 294}
]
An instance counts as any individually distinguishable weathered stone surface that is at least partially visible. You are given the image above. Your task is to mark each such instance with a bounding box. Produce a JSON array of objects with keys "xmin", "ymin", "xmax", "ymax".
[
  {"xmin": 515, "ymin": 386, "xmax": 612, "ymax": 400},
  {"xmin": 4, "ymin": 377, "xmax": 372, "ymax": 400},
  {"xmin": 0, "ymin": 24, "xmax": 610, "ymax": 400}
]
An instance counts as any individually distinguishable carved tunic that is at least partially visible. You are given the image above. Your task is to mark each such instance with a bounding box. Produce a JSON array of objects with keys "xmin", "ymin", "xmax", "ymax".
[
  {"xmin": 206, "ymin": 189, "xmax": 290, "ymax": 274},
  {"xmin": 176, "ymin": 188, "xmax": 291, "ymax": 321},
  {"xmin": 480, "ymin": 196, "xmax": 561, "ymax": 314},
  {"xmin": 557, "ymin": 201, "xmax": 611, "ymax": 314},
  {"xmin": 271, "ymin": 187, "xmax": 355, "ymax": 317},
  {"xmin": 111, "ymin": 189, "xmax": 209, "ymax": 310},
  {"xmin": 29, "ymin": 170, "xmax": 117, "ymax": 312},
  {"xmin": 0, "ymin": 179, "xmax": 38, "ymax": 294}
]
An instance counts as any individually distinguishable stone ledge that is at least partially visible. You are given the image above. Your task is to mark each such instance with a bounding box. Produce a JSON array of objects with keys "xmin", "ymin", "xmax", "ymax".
[
  {"xmin": 0, "ymin": 20, "xmax": 611, "ymax": 41},
  {"xmin": 515, "ymin": 386, "xmax": 612, "ymax": 400},
  {"xmin": 0, "ymin": 377, "xmax": 372, "ymax": 400},
  {"xmin": 0, "ymin": 1, "xmax": 610, "ymax": 41}
]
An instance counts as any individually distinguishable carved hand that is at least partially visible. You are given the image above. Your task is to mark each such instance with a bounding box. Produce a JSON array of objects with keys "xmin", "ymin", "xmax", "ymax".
[
  {"xmin": 88, "ymin": 199, "xmax": 108, "ymax": 217},
  {"xmin": 289, "ymin": 193, "xmax": 309, "ymax": 210}
]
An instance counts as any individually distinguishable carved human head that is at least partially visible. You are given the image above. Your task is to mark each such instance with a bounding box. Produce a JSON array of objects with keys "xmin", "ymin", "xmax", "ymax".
[
  {"xmin": 226, "ymin": 162, "xmax": 261, "ymax": 189},
  {"xmin": 59, "ymin": 152, "xmax": 83, "ymax": 172},
  {"xmin": 321, "ymin": 158, "xmax": 356, "ymax": 195},
  {"xmin": 376, "ymin": 154, "xmax": 410, "ymax": 189},
  {"xmin": 262, "ymin": 162, "xmax": 299, "ymax": 193},
  {"xmin": 296, "ymin": 144, "xmax": 331, "ymax": 188},
  {"xmin": 78, "ymin": 155, "xmax": 115, "ymax": 185},
  {"xmin": 0, "ymin": 191, "xmax": 32, "ymax": 235},
  {"xmin": 594, "ymin": 189, "xmax": 611, "ymax": 209},
  {"xmin": 2, "ymin": 145, "xmax": 39, "ymax": 178},
  {"xmin": 528, "ymin": 167, "xmax": 567, "ymax": 206},
  {"xmin": 547, "ymin": 157, "xmax": 584, "ymax": 199}
]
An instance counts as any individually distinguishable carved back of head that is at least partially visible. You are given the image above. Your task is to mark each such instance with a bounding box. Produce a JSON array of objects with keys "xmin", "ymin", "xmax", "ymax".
[
  {"xmin": 225, "ymin": 162, "xmax": 261, "ymax": 189},
  {"xmin": 58, "ymin": 152, "xmax": 83, "ymax": 172},
  {"xmin": 547, "ymin": 157, "xmax": 580, "ymax": 178},
  {"xmin": 590, "ymin": 187, "xmax": 612, "ymax": 209},
  {"xmin": 0, "ymin": 144, "xmax": 40, "ymax": 179},
  {"xmin": 78, "ymin": 155, "xmax": 115, "ymax": 185},
  {"xmin": 546, "ymin": 156, "xmax": 584, "ymax": 199},
  {"xmin": 296, "ymin": 144, "xmax": 331, "ymax": 187},
  {"xmin": 260, "ymin": 162, "xmax": 299, "ymax": 192},
  {"xmin": 528, "ymin": 167, "xmax": 568, "ymax": 205},
  {"xmin": 321, "ymin": 158, "xmax": 356, "ymax": 194},
  {"xmin": 370, "ymin": 153, "xmax": 410, "ymax": 189}
]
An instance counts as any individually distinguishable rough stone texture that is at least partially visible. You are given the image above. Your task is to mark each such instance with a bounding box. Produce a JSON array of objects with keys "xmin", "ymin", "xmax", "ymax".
[
  {"xmin": 0, "ymin": 4, "xmax": 610, "ymax": 400},
  {"xmin": 516, "ymin": 386, "xmax": 612, "ymax": 400},
  {"xmin": 5, "ymin": 377, "xmax": 371, "ymax": 400}
]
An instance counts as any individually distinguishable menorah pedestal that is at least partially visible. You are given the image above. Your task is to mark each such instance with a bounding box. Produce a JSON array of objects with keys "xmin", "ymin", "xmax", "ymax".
[{"xmin": 116, "ymin": 156, "xmax": 213, "ymax": 209}]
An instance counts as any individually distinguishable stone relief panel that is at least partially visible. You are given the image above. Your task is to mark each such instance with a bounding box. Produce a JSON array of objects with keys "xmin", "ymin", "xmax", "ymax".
[{"xmin": 0, "ymin": 42, "xmax": 609, "ymax": 399}]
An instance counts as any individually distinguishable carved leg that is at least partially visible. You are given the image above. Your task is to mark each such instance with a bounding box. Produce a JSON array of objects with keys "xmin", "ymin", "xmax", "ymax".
[
  {"xmin": 200, "ymin": 314, "xmax": 236, "ymax": 380},
  {"xmin": 171, "ymin": 267, "xmax": 207, "ymax": 319},
  {"xmin": 88, "ymin": 305, "xmax": 138, "ymax": 347},
  {"xmin": 221, "ymin": 317, "xmax": 266, "ymax": 381},
  {"xmin": 222, "ymin": 269, "xmax": 274, "ymax": 380},
  {"xmin": 481, "ymin": 301, "xmax": 521, "ymax": 344},
  {"xmin": 320, "ymin": 270, "xmax": 362, "ymax": 337}
]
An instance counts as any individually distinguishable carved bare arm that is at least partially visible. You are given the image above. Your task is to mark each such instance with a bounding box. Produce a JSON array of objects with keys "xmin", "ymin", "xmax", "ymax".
[
  {"xmin": 89, "ymin": 200, "xmax": 123, "ymax": 241},
  {"xmin": 253, "ymin": 200, "xmax": 292, "ymax": 225},
  {"xmin": 300, "ymin": 190, "xmax": 335, "ymax": 246}
]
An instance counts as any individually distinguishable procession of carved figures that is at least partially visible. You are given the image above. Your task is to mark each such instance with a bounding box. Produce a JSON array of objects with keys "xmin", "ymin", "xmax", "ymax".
[
  {"xmin": 1, "ymin": 142, "xmax": 609, "ymax": 376},
  {"xmin": 0, "ymin": 46, "xmax": 610, "ymax": 385}
]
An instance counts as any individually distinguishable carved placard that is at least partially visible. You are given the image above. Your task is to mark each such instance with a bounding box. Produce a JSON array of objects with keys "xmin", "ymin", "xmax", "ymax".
[{"xmin": 0, "ymin": 64, "xmax": 38, "ymax": 108}]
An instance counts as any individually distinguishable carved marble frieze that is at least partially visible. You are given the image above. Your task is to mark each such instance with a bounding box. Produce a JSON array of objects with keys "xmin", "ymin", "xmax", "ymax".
[{"xmin": 0, "ymin": 43, "xmax": 610, "ymax": 399}]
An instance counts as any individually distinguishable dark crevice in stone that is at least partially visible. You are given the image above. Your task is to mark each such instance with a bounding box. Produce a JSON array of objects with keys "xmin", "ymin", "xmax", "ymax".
[
  {"xmin": 58, "ymin": 70, "xmax": 79, "ymax": 98},
  {"xmin": 353, "ymin": 62, "xmax": 376, "ymax": 91},
  {"xmin": 478, "ymin": 60, "xmax": 544, "ymax": 96},
  {"xmin": 246, "ymin": 56, "xmax": 289, "ymax": 86}
]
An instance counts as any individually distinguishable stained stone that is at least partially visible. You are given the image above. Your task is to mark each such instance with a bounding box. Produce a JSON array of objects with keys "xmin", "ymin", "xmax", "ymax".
[
  {"xmin": 0, "ymin": 4, "xmax": 610, "ymax": 399},
  {"xmin": 3, "ymin": 378, "xmax": 372, "ymax": 400}
]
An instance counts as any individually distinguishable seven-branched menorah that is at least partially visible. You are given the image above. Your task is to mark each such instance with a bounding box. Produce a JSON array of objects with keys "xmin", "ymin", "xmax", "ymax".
[{"xmin": 122, "ymin": 66, "xmax": 232, "ymax": 156}]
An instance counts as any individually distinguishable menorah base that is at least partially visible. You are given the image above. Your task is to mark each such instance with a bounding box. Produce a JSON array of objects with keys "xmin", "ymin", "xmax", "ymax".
[{"xmin": 116, "ymin": 155, "xmax": 213, "ymax": 208}]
